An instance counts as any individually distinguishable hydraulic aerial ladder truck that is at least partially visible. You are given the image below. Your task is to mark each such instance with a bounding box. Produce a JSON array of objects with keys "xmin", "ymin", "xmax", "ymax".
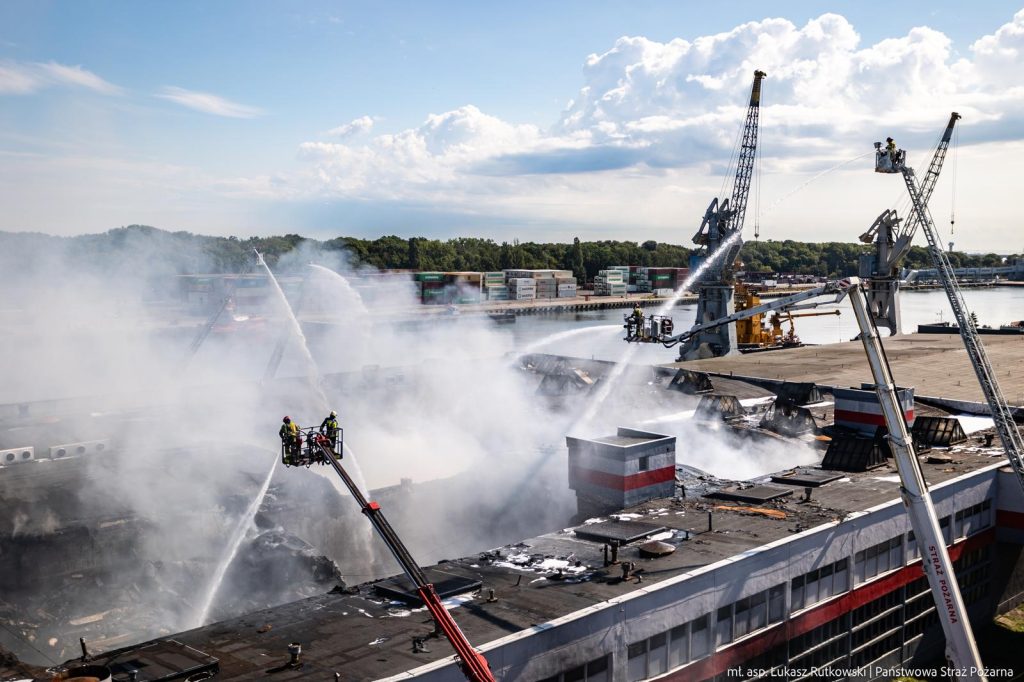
[
  {"xmin": 280, "ymin": 428, "xmax": 495, "ymax": 682},
  {"xmin": 875, "ymin": 119, "xmax": 1024, "ymax": 494},
  {"xmin": 680, "ymin": 69, "xmax": 766, "ymax": 360}
]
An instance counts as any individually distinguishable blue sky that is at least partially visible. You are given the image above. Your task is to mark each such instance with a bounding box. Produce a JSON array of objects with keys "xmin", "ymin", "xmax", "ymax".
[{"xmin": 2, "ymin": 2, "xmax": 1024, "ymax": 251}]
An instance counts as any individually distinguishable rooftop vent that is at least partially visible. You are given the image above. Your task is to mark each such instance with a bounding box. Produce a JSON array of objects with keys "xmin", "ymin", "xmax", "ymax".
[
  {"xmin": 574, "ymin": 520, "xmax": 667, "ymax": 544},
  {"xmin": 759, "ymin": 400, "xmax": 816, "ymax": 436},
  {"xmin": 373, "ymin": 568, "xmax": 481, "ymax": 606},
  {"xmin": 705, "ymin": 485, "xmax": 792, "ymax": 504},
  {"xmin": 821, "ymin": 435, "xmax": 888, "ymax": 472},
  {"xmin": 667, "ymin": 369, "xmax": 713, "ymax": 394},
  {"xmin": 912, "ymin": 416, "xmax": 968, "ymax": 447},
  {"xmin": 770, "ymin": 470, "xmax": 844, "ymax": 487},
  {"xmin": 694, "ymin": 395, "xmax": 744, "ymax": 421}
]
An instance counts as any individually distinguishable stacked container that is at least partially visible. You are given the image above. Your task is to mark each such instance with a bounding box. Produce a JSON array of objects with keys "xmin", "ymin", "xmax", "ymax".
[
  {"xmin": 445, "ymin": 272, "xmax": 482, "ymax": 304},
  {"xmin": 534, "ymin": 271, "xmax": 557, "ymax": 299},
  {"xmin": 484, "ymin": 285, "xmax": 509, "ymax": 301},
  {"xmin": 594, "ymin": 269, "xmax": 627, "ymax": 296},
  {"xmin": 415, "ymin": 272, "xmax": 448, "ymax": 305},
  {"xmin": 556, "ymin": 272, "xmax": 577, "ymax": 298},
  {"xmin": 508, "ymin": 278, "xmax": 537, "ymax": 300}
]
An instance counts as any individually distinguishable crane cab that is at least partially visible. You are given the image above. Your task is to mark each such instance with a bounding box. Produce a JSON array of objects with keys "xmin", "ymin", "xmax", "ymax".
[{"xmin": 874, "ymin": 142, "xmax": 906, "ymax": 173}]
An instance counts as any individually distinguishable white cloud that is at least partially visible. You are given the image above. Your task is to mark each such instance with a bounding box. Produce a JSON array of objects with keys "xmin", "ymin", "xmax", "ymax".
[
  {"xmin": 327, "ymin": 115, "xmax": 375, "ymax": 137},
  {"xmin": 282, "ymin": 9, "xmax": 1024, "ymax": 228},
  {"xmin": 0, "ymin": 59, "xmax": 122, "ymax": 95},
  {"xmin": 156, "ymin": 86, "xmax": 262, "ymax": 118}
]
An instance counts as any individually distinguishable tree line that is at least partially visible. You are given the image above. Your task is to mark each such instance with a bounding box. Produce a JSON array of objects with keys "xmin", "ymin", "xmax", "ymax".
[{"xmin": 0, "ymin": 226, "xmax": 1016, "ymax": 282}]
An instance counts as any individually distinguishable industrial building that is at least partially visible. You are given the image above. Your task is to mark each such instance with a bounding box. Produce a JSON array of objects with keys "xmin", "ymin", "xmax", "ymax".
[{"xmin": 5, "ymin": 354, "xmax": 1022, "ymax": 682}]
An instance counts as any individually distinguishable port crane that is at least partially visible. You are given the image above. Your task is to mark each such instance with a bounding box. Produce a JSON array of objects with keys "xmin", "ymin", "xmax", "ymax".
[
  {"xmin": 680, "ymin": 69, "xmax": 766, "ymax": 360},
  {"xmin": 625, "ymin": 277, "xmax": 987, "ymax": 678},
  {"xmin": 860, "ymin": 113, "xmax": 961, "ymax": 334},
  {"xmin": 280, "ymin": 427, "xmax": 495, "ymax": 682},
  {"xmin": 876, "ymin": 121, "xmax": 1024, "ymax": 494}
]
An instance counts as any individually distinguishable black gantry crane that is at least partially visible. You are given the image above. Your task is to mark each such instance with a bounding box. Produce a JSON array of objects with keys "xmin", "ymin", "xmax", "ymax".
[{"xmin": 681, "ymin": 69, "xmax": 766, "ymax": 360}]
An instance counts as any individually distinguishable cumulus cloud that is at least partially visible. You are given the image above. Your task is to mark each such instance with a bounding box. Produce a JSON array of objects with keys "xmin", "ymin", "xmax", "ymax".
[
  {"xmin": 156, "ymin": 86, "xmax": 262, "ymax": 118},
  {"xmin": 280, "ymin": 9, "xmax": 1024, "ymax": 233},
  {"xmin": 0, "ymin": 59, "xmax": 122, "ymax": 95},
  {"xmin": 327, "ymin": 115, "xmax": 375, "ymax": 137}
]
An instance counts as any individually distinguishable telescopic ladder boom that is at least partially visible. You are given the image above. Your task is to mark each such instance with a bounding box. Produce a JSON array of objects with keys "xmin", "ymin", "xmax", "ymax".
[
  {"xmin": 305, "ymin": 437, "xmax": 495, "ymax": 682},
  {"xmin": 844, "ymin": 279, "xmax": 986, "ymax": 679}
]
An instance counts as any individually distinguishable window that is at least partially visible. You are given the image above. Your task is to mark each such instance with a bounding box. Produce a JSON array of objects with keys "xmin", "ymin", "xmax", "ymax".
[
  {"xmin": 854, "ymin": 537, "xmax": 903, "ymax": 585},
  {"xmin": 940, "ymin": 515, "xmax": 951, "ymax": 544},
  {"xmin": 638, "ymin": 455, "xmax": 650, "ymax": 472},
  {"xmin": 955, "ymin": 500, "xmax": 993, "ymax": 538},
  {"xmin": 691, "ymin": 615, "xmax": 711, "ymax": 659},
  {"xmin": 647, "ymin": 633, "xmax": 668, "ymax": 677},
  {"xmin": 792, "ymin": 559, "xmax": 849, "ymax": 610},
  {"xmin": 668, "ymin": 624, "xmax": 689, "ymax": 668},
  {"xmin": 716, "ymin": 605, "xmax": 733, "ymax": 647},
  {"xmin": 539, "ymin": 656, "xmax": 609, "ymax": 682},
  {"xmin": 768, "ymin": 585, "xmax": 785, "ymax": 624},
  {"xmin": 627, "ymin": 642, "xmax": 647, "ymax": 682}
]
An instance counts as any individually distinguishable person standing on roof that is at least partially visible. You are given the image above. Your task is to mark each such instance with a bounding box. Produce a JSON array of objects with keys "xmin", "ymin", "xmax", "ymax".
[
  {"xmin": 319, "ymin": 410, "xmax": 340, "ymax": 453},
  {"xmin": 280, "ymin": 416, "xmax": 300, "ymax": 464}
]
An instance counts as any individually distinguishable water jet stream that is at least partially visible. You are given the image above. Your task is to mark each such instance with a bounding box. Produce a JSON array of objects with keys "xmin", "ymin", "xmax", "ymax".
[
  {"xmin": 572, "ymin": 230, "xmax": 745, "ymax": 433},
  {"xmin": 521, "ymin": 324, "xmax": 621, "ymax": 354},
  {"xmin": 193, "ymin": 454, "xmax": 278, "ymax": 627}
]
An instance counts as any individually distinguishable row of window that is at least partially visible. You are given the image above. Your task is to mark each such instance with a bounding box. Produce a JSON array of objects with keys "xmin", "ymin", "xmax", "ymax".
[
  {"xmin": 854, "ymin": 537, "xmax": 902, "ymax": 585},
  {"xmin": 792, "ymin": 559, "xmax": 848, "ymax": 611},
  {"xmin": 540, "ymin": 501, "xmax": 993, "ymax": 682},
  {"xmin": 626, "ymin": 615, "xmax": 710, "ymax": 682},
  {"xmin": 537, "ymin": 655, "xmax": 609, "ymax": 682}
]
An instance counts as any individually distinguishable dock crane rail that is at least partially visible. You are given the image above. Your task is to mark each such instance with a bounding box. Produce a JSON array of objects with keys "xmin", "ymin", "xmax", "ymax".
[{"xmin": 280, "ymin": 428, "xmax": 495, "ymax": 682}]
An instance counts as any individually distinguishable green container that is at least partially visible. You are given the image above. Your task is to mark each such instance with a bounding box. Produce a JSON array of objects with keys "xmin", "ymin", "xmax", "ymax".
[{"xmin": 415, "ymin": 272, "xmax": 445, "ymax": 282}]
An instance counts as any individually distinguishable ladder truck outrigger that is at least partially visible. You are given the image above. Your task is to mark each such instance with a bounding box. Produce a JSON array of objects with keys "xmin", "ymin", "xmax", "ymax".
[
  {"xmin": 625, "ymin": 277, "xmax": 988, "ymax": 678},
  {"xmin": 680, "ymin": 69, "xmax": 766, "ymax": 360},
  {"xmin": 279, "ymin": 427, "xmax": 496, "ymax": 682},
  {"xmin": 875, "ymin": 120, "xmax": 1024, "ymax": 495}
]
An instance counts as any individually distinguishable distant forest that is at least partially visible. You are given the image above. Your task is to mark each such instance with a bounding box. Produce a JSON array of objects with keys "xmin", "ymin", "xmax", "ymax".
[{"xmin": 0, "ymin": 225, "xmax": 1017, "ymax": 282}]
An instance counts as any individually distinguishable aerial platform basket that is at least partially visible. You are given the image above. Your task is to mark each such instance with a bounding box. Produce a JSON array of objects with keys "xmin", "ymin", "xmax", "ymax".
[
  {"xmin": 281, "ymin": 426, "xmax": 344, "ymax": 467},
  {"xmin": 874, "ymin": 143, "xmax": 906, "ymax": 173}
]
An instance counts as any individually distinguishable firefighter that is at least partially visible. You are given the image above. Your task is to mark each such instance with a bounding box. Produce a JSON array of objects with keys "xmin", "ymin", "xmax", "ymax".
[
  {"xmin": 631, "ymin": 305, "xmax": 645, "ymax": 340},
  {"xmin": 886, "ymin": 137, "xmax": 897, "ymax": 162},
  {"xmin": 319, "ymin": 410, "xmax": 340, "ymax": 453},
  {"xmin": 280, "ymin": 416, "xmax": 300, "ymax": 464}
]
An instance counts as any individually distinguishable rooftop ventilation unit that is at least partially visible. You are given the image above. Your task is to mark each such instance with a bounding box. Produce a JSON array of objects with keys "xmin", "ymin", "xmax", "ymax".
[
  {"xmin": 773, "ymin": 381, "xmax": 824, "ymax": 405},
  {"xmin": 49, "ymin": 439, "xmax": 110, "ymax": 459},
  {"xmin": 911, "ymin": 416, "xmax": 968, "ymax": 447},
  {"xmin": 667, "ymin": 369, "xmax": 713, "ymax": 394},
  {"xmin": 694, "ymin": 395, "xmax": 745, "ymax": 421},
  {"xmin": 760, "ymin": 400, "xmax": 817, "ymax": 436},
  {"xmin": 0, "ymin": 446, "xmax": 34, "ymax": 466},
  {"xmin": 821, "ymin": 435, "xmax": 888, "ymax": 472}
]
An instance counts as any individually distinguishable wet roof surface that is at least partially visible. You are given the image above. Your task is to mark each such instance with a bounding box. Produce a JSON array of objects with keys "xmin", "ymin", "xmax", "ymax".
[{"xmin": 65, "ymin": 436, "xmax": 1006, "ymax": 681}]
